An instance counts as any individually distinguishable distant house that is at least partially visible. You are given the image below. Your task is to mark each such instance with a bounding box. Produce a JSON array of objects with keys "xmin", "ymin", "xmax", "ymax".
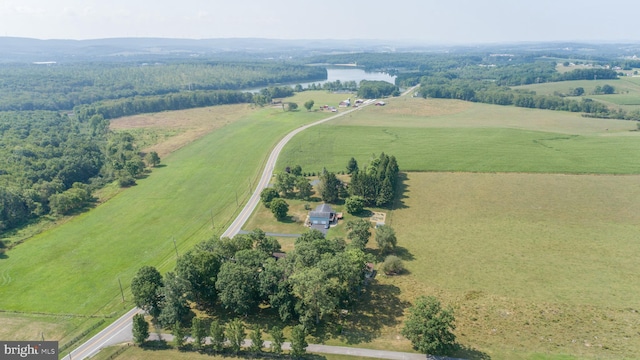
[
  {"xmin": 308, "ymin": 203, "xmax": 335, "ymax": 229},
  {"xmin": 339, "ymin": 98, "xmax": 351, "ymax": 107},
  {"xmin": 375, "ymin": 101, "xmax": 386, "ymax": 106}
]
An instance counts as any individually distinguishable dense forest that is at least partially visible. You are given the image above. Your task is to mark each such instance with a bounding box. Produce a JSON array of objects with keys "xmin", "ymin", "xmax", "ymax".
[
  {"xmin": 0, "ymin": 110, "xmax": 159, "ymax": 234},
  {"xmin": 0, "ymin": 62, "xmax": 326, "ymax": 111}
]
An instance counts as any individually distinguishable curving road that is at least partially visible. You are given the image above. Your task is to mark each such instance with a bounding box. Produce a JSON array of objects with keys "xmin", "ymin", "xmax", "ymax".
[
  {"xmin": 63, "ymin": 99, "xmax": 377, "ymax": 360},
  {"xmin": 221, "ymin": 98, "xmax": 377, "ymax": 238}
]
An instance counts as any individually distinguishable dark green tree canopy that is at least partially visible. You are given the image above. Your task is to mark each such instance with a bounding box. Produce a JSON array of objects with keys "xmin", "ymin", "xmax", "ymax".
[
  {"xmin": 401, "ymin": 295, "xmax": 456, "ymax": 355},
  {"xmin": 131, "ymin": 266, "xmax": 164, "ymax": 319},
  {"xmin": 270, "ymin": 198, "xmax": 289, "ymax": 221}
]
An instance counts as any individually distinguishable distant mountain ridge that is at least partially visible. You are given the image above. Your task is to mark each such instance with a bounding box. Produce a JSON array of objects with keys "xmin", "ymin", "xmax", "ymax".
[{"xmin": 1, "ymin": 37, "xmax": 638, "ymax": 63}]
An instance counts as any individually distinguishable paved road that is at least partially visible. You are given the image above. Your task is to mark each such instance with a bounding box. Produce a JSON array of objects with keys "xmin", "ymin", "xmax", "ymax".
[
  {"xmin": 147, "ymin": 334, "xmax": 462, "ymax": 360},
  {"xmin": 61, "ymin": 307, "xmax": 141, "ymax": 360},
  {"xmin": 221, "ymin": 99, "xmax": 377, "ymax": 238},
  {"xmin": 64, "ymin": 99, "xmax": 377, "ymax": 360}
]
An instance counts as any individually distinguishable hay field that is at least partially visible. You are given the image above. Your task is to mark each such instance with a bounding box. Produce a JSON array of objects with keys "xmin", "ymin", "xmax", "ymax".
[
  {"xmin": 383, "ymin": 172, "xmax": 640, "ymax": 359},
  {"xmin": 514, "ymin": 78, "xmax": 640, "ymax": 112},
  {"xmin": 276, "ymin": 97, "xmax": 639, "ymax": 176},
  {"xmin": 110, "ymin": 104, "xmax": 254, "ymax": 157}
]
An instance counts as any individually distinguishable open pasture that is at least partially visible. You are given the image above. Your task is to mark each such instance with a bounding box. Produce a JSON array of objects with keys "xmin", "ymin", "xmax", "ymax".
[
  {"xmin": 110, "ymin": 104, "xmax": 254, "ymax": 157},
  {"xmin": 276, "ymin": 97, "xmax": 640, "ymax": 175},
  {"xmin": 382, "ymin": 172, "xmax": 640, "ymax": 359},
  {"xmin": 0, "ymin": 100, "xmax": 346, "ymax": 318},
  {"xmin": 514, "ymin": 78, "xmax": 640, "ymax": 111}
]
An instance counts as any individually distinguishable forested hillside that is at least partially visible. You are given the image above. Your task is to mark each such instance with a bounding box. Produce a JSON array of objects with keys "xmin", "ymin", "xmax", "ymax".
[{"xmin": 0, "ymin": 62, "xmax": 326, "ymax": 111}]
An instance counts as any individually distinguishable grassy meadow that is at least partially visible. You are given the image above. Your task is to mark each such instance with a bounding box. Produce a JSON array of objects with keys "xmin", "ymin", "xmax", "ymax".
[
  {"xmin": 372, "ymin": 172, "xmax": 640, "ymax": 359},
  {"xmin": 0, "ymin": 92, "xmax": 349, "ymax": 341},
  {"xmin": 276, "ymin": 97, "xmax": 640, "ymax": 174},
  {"xmin": 270, "ymin": 96, "xmax": 640, "ymax": 359},
  {"xmin": 514, "ymin": 77, "xmax": 640, "ymax": 111}
]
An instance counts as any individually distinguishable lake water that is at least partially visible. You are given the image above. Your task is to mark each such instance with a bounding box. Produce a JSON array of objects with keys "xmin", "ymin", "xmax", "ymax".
[
  {"xmin": 247, "ymin": 67, "xmax": 396, "ymax": 93},
  {"xmin": 303, "ymin": 67, "xmax": 397, "ymax": 87}
]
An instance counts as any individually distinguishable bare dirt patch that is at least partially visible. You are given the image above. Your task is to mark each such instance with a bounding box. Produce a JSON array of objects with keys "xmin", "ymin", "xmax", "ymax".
[{"xmin": 109, "ymin": 104, "xmax": 253, "ymax": 157}]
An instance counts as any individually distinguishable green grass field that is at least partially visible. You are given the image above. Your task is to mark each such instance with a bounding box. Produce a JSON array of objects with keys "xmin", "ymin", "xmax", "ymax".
[
  {"xmin": 276, "ymin": 98, "xmax": 640, "ymax": 175},
  {"xmin": 514, "ymin": 77, "xmax": 640, "ymax": 111},
  {"xmin": 271, "ymin": 96, "xmax": 640, "ymax": 359},
  {"xmin": 4, "ymin": 91, "xmax": 640, "ymax": 359},
  {"xmin": 0, "ymin": 93, "xmax": 349, "ymax": 338},
  {"xmin": 380, "ymin": 172, "xmax": 640, "ymax": 359}
]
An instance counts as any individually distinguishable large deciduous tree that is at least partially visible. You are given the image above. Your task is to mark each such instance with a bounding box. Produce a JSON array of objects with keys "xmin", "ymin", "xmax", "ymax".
[
  {"xmin": 158, "ymin": 272, "xmax": 191, "ymax": 327},
  {"xmin": 131, "ymin": 266, "xmax": 163, "ymax": 320},
  {"xmin": 260, "ymin": 187, "xmax": 279, "ymax": 208},
  {"xmin": 291, "ymin": 267, "xmax": 339, "ymax": 326},
  {"xmin": 175, "ymin": 248, "xmax": 221, "ymax": 309},
  {"xmin": 304, "ymin": 99, "xmax": 314, "ymax": 111},
  {"xmin": 216, "ymin": 262, "xmax": 259, "ymax": 315},
  {"xmin": 401, "ymin": 296, "xmax": 456, "ymax": 355},
  {"xmin": 345, "ymin": 195, "xmax": 365, "ymax": 214},
  {"xmin": 269, "ymin": 198, "xmax": 289, "ymax": 221}
]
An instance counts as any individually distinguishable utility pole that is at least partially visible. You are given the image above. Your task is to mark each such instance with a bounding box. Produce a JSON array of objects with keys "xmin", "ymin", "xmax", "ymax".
[
  {"xmin": 118, "ymin": 277, "xmax": 125, "ymax": 304},
  {"xmin": 172, "ymin": 237, "xmax": 178, "ymax": 258}
]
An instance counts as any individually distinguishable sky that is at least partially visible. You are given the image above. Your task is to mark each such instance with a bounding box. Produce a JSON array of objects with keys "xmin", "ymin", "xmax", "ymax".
[{"xmin": 0, "ymin": 0, "xmax": 638, "ymax": 44}]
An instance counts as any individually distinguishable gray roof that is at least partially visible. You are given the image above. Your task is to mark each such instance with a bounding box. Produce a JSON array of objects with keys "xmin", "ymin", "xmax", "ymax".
[
  {"xmin": 315, "ymin": 203, "xmax": 333, "ymax": 213},
  {"xmin": 309, "ymin": 203, "xmax": 334, "ymax": 219}
]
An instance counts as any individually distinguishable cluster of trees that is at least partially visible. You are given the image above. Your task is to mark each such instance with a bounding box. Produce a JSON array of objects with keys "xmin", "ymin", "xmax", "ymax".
[
  {"xmin": 75, "ymin": 91, "xmax": 254, "ymax": 121},
  {"xmin": 357, "ymin": 80, "xmax": 400, "ymax": 98},
  {"xmin": 131, "ymin": 229, "xmax": 374, "ymax": 330},
  {"xmin": 348, "ymin": 154, "xmax": 399, "ymax": 207},
  {"xmin": 252, "ymin": 86, "xmax": 295, "ymax": 107},
  {"xmin": 0, "ymin": 112, "xmax": 102, "ymax": 230},
  {"xmin": 0, "ymin": 62, "xmax": 326, "ymax": 111},
  {"xmin": 260, "ymin": 165, "xmax": 314, "ymax": 220},
  {"xmin": 0, "ymin": 111, "xmax": 160, "ymax": 233}
]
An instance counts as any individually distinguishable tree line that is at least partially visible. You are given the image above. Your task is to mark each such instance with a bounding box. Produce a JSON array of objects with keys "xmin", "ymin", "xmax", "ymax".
[
  {"xmin": 419, "ymin": 77, "xmax": 640, "ymax": 120},
  {"xmin": 0, "ymin": 62, "xmax": 326, "ymax": 111}
]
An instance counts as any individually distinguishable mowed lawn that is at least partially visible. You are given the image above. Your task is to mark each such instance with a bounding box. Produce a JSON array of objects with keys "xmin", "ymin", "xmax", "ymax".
[
  {"xmin": 383, "ymin": 172, "xmax": 640, "ymax": 359},
  {"xmin": 0, "ymin": 97, "xmax": 347, "ymax": 318},
  {"xmin": 277, "ymin": 98, "xmax": 640, "ymax": 174}
]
